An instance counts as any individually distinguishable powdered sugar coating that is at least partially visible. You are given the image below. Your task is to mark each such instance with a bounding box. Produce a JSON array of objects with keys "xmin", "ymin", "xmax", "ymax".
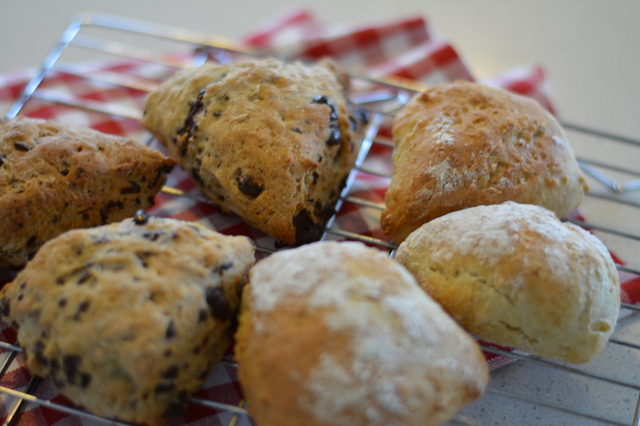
[
  {"xmin": 242, "ymin": 241, "xmax": 488, "ymax": 426},
  {"xmin": 425, "ymin": 114, "xmax": 455, "ymax": 145},
  {"xmin": 396, "ymin": 201, "xmax": 620, "ymax": 363},
  {"xmin": 417, "ymin": 202, "xmax": 605, "ymax": 273}
]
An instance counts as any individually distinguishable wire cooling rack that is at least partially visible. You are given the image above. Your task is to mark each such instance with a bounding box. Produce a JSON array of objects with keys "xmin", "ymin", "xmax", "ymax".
[{"xmin": 3, "ymin": 12, "xmax": 640, "ymax": 426}]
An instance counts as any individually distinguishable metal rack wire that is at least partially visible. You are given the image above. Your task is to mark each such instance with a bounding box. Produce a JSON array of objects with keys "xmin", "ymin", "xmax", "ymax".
[{"xmin": 2, "ymin": 12, "xmax": 640, "ymax": 426}]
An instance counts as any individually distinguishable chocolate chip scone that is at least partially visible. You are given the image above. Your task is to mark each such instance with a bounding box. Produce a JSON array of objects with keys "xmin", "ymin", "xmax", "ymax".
[
  {"xmin": 142, "ymin": 58, "xmax": 366, "ymax": 245},
  {"xmin": 0, "ymin": 117, "xmax": 176, "ymax": 267},
  {"xmin": 0, "ymin": 213, "xmax": 255, "ymax": 425}
]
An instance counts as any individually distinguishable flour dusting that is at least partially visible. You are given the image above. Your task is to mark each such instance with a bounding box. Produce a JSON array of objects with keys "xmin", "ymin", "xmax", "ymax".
[
  {"xmin": 250, "ymin": 241, "xmax": 479, "ymax": 425},
  {"xmin": 426, "ymin": 114, "xmax": 456, "ymax": 145}
]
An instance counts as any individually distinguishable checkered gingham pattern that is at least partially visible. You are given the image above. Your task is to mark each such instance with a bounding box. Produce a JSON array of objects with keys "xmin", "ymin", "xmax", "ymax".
[{"xmin": 0, "ymin": 7, "xmax": 638, "ymax": 426}]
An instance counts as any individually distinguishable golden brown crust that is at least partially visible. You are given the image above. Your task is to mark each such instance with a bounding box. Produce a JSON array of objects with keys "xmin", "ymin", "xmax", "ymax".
[
  {"xmin": 395, "ymin": 202, "xmax": 620, "ymax": 363},
  {"xmin": 0, "ymin": 117, "xmax": 176, "ymax": 267},
  {"xmin": 0, "ymin": 216, "xmax": 255, "ymax": 425},
  {"xmin": 236, "ymin": 241, "xmax": 488, "ymax": 426},
  {"xmin": 381, "ymin": 81, "xmax": 588, "ymax": 243},
  {"xmin": 142, "ymin": 59, "xmax": 365, "ymax": 245}
]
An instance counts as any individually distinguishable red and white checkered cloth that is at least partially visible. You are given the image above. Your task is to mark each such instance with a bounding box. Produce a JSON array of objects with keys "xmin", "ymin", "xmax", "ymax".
[{"xmin": 0, "ymin": 8, "xmax": 638, "ymax": 425}]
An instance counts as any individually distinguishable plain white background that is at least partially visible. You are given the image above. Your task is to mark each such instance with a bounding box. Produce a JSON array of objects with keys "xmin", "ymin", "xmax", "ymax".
[{"xmin": 1, "ymin": 0, "xmax": 640, "ymax": 141}]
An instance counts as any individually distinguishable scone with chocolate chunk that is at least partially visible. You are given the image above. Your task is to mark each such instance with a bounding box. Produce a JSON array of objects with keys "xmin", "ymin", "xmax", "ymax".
[
  {"xmin": 0, "ymin": 214, "xmax": 255, "ymax": 425},
  {"xmin": 142, "ymin": 58, "xmax": 365, "ymax": 245},
  {"xmin": 0, "ymin": 117, "xmax": 176, "ymax": 267},
  {"xmin": 381, "ymin": 81, "xmax": 588, "ymax": 244}
]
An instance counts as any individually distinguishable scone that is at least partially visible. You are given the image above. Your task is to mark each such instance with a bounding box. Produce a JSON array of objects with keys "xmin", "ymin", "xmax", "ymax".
[
  {"xmin": 142, "ymin": 58, "xmax": 365, "ymax": 245},
  {"xmin": 0, "ymin": 117, "xmax": 176, "ymax": 267},
  {"xmin": 395, "ymin": 202, "xmax": 620, "ymax": 363},
  {"xmin": 0, "ymin": 213, "xmax": 255, "ymax": 425},
  {"xmin": 381, "ymin": 81, "xmax": 588, "ymax": 243},
  {"xmin": 235, "ymin": 241, "xmax": 489, "ymax": 426}
]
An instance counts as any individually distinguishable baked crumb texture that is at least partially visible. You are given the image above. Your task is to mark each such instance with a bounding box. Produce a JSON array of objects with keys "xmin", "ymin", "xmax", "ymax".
[
  {"xmin": 0, "ymin": 117, "xmax": 176, "ymax": 267},
  {"xmin": 142, "ymin": 58, "xmax": 366, "ymax": 246},
  {"xmin": 396, "ymin": 202, "xmax": 620, "ymax": 364},
  {"xmin": 382, "ymin": 81, "xmax": 588, "ymax": 244},
  {"xmin": 236, "ymin": 241, "xmax": 488, "ymax": 426},
  {"xmin": 0, "ymin": 216, "xmax": 255, "ymax": 425}
]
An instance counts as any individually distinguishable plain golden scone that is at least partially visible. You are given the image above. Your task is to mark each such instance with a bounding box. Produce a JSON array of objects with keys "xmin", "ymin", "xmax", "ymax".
[
  {"xmin": 396, "ymin": 202, "xmax": 620, "ymax": 364},
  {"xmin": 235, "ymin": 241, "xmax": 488, "ymax": 426},
  {"xmin": 142, "ymin": 58, "xmax": 366, "ymax": 246},
  {"xmin": 0, "ymin": 117, "xmax": 176, "ymax": 267},
  {"xmin": 0, "ymin": 214, "xmax": 255, "ymax": 425},
  {"xmin": 381, "ymin": 81, "xmax": 589, "ymax": 243}
]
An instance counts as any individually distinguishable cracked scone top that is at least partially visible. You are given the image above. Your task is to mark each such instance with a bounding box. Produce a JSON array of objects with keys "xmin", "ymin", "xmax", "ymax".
[
  {"xmin": 142, "ymin": 58, "xmax": 365, "ymax": 245},
  {"xmin": 0, "ymin": 117, "xmax": 176, "ymax": 267},
  {"xmin": 395, "ymin": 202, "xmax": 620, "ymax": 363},
  {"xmin": 0, "ymin": 215, "xmax": 255, "ymax": 425},
  {"xmin": 235, "ymin": 241, "xmax": 489, "ymax": 426},
  {"xmin": 381, "ymin": 81, "xmax": 588, "ymax": 244}
]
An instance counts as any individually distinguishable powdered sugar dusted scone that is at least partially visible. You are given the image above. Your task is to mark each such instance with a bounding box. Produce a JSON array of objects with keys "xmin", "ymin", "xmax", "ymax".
[
  {"xmin": 0, "ymin": 214, "xmax": 255, "ymax": 425},
  {"xmin": 236, "ymin": 241, "xmax": 488, "ymax": 426},
  {"xmin": 0, "ymin": 117, "xmax": 176, "ymax": 267},
  {"xmin": 396, "ymin": 202, "xmax": 620, "ymax": 363},
  {"xmin": 381, "ymin": 81, "xmax": 588, "ymax": 243},
  {"xmin": 142, "ymin": 58, "xmax": 365, "ymax": 245}
]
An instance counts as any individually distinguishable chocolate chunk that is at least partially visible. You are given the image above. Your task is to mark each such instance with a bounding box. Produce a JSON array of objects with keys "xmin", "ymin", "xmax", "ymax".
[
  {"xmin": 191, "ymin": 166, "xmax": 204, "ymax": 186},
  {"xmin": 205, "ymin": 287, "xmax": 231, "ymax": 320},
  {"xmin": 26, "ymin": 235, "xmax": 37, "ymax": 247},
  {"xmin": 312, "ymin": 95, "xmax": 330, "ymax": 105},
  {"xmin": 163, "ymin": 366, "xmax": 179, "ymax": 379},
  {"xmin": 162, "ymin": 402, "xmax": 186, "ymax": 419},
  {"xmin": 75, "ymin": 167, "xmax": 84, "ymax": 178},
  {"xmin": 213, "ymin": 110, "xmax": 222, "ymax": 118},
  {"xmin": 198, "ymin": 309, "xmax": 209, "ymax": 322},
  {"xmin": 160, "ymin": 164, "xmax": 174, "ymax": 174},
  {"xmin": 326, "ymin": 127, "xmax": 341, "ymax": 146},
  {"xmin": 212, "ymin": 261, "xmax": 233, "ymax": 275},
  {"xmin": 292, "ymin": 209, "xmax": 322, "ymax": 245},
  {"xmin": 0, "ymin": 298, "xmax": 10, "ymax": 317},
  {"xmin": 314, "ymin": 201, "xmax": 337, "ymax": 221},
  {"xmin": 312, "ymin": 96, "xmax": 342, "ymax": 145},
  {"xmin": 155, "ymin": 382, "xmax": 176, "ymax": 394},
  {"xmin": 73, "ymin": 301, "xmax": 90, "ymax": 320},
  {"xmin": 35, "ymin": 341, "xmax": 48, "ymax": 366},
  {"xmin": 236, "ymin": 169, "xmax": 264, "ymax": 197},
  {"xmin": 312, "ymin": 172, "xmax": 319, "ymax": 185},
  {"xmin": 80, "ymin": 373, "xmax": 92, "ymax": 388},
  {"xmin": 60, "ymin": 169, "xmax": 69, "ymax": 176},
  {"xmin": 63, "ymin": 355, "xmax": 81, "ymax": 384},
  {"xmin": 0, "ymin": 156, "xmax": 4, "ymax": 166},
  {"xmin": 77, "ymin": 271, "xmax": 93, "ymax": 285},
  {"xmin": 58, "ymin": 298, "xmax": 67, "ymax": 307},
  {"xmin": 14, "ymin": 141, "xmax": 31, "ymax": 152},
  {"xmin": 165, "ymin": 321, "xmax": 177, "ymax": 339},
  {"xmin": 177, "ymin": 88, "xmax": 206, "ymax": 155},
  {"xmin": 100, "ymin": 201, "xmax": 124, "ymax": 223},
  {"xmin": 121, "ymin": 179, "xmax": 142, "ymax": 194}
]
